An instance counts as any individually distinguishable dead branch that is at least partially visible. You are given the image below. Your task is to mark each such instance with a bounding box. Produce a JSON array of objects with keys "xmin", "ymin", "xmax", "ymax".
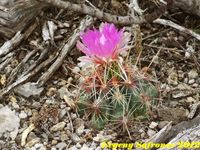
[
  {"xmin": 37, "ymin": 0, "xmax": 145, "ymax": 25},
  {"xmin": 37, "ymin": 15, "xmax": 94, "ymax": 86},
  {"xmin": 38, "ymin": 0, "xmax": 172, "ymax": 25},
  {"xmin": 0, "ymin": 22, "xmax": 37, "ymax": 57},
  {"xmin": 0, "ymin": 55, "xmax": 56, "ymax": 99},
  {"xmin": 0, "ymin": 0, "xmax": 46, "ymax": 38},
  {"xmin": 154, "ymin": 18, "xmax": 200, "ymax": 41},
  {"xmin": 173, "ymin": 0, "xmax": 200, "ymax": 17},
  {"xmin": 158, "ymin": 123, "xmax": 200, "ymax": 150},
  {"xmin": 7, "ymin": 48, "xmax": 40, "ymax": 85}
]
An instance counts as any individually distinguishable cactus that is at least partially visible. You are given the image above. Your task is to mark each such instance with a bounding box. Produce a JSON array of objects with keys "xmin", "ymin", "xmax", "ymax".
[
  {"xmin": 76, "ymin": 60, "xmax": 159, "ymax": 130},
  {"xmin": 75, "ymin": 23, "xmax": 159, "ymax": 133}
]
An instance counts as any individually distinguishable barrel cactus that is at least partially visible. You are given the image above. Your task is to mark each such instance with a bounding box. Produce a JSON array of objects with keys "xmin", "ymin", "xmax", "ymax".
[{"xmin": 75, "ymin": 23, "xmax": 159, "ymax": 131}]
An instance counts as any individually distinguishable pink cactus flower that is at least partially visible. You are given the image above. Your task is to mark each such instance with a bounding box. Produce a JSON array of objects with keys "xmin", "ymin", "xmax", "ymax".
[{"xmin": 77, "ymin": 23, "xmax": 130, "ymax": 65}]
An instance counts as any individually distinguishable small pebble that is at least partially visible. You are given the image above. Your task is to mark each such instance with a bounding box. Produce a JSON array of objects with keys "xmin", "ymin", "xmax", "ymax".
[
  {"xmin": 147, "ymin": 129, "xmax": 156, "ymax": 137},
  {"xmin": 188, "ymin": 79, "xmax": 195, "ymax": 84},
  {"xmin": 51, "ymin": 140, "xmax": 58, "ymax": 145},
  {"xmin": 158, "ymin": 121, "xmax": 170, "ymax": 129},
  {"xmin": 192, "ymin": 83, "xmax": 198, "ymax": 88},
  {"xmin": 51, "ymin": 147, "xmax": 57, "ymax": 150},
  {"xmin": 34, "ymin": 143, "xmax": 46, "ymax": 150},
  {"xmin": 59, "ymin": 108, "xmax": 68, "ymax": 119},
  {"xmin": 76, "ymin": 143, "xmax": 82, "ymax": 148},
  {"xmin": 72, "ymin": 66, "xmax": 80, "ymax": 74},
  {"xmin": 186, "ymin": 97, "xmax": 196, "ymax": 103},
  {"xmin": 188, "ymin": 70, "xmax": 198, "ymax": 79},
  {"xmin": 19, "ymin": 111, "xmax": 27, "ymax": 119},
  {"xmin": 71, "ymin": 133, "xmax": 81, "ymax": 143},
  {"xmin": 149, "ymin": 122, "xmax": 158, "ymax": 129},
  {"xmin": 60, "ymin": 132, "xmax": 68, "ymax": 141},
  {"xmin": 56, "ymin": 142, "xmax": 67, "ymax": 150},
  {"xmin": 50, "ymin": 122, "xmax": 66, "ymax": 132}
]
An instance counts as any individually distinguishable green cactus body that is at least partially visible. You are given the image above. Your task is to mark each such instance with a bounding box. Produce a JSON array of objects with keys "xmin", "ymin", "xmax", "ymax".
[{"xmin": 77, "ymin": 60, "xmax": 159, "ymax": 131}]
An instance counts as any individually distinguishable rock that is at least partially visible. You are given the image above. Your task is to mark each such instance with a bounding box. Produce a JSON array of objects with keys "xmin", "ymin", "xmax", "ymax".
[
  {"xmin": 47, "ymin": 87, "xmax": 57, "ymax": 97},
  {"xmin": 186, "ymin": 97, "xmax": 196, "ymax": 103},
  {"xmin": 74, "ymin": 118, "xmax": 84, "ymax": 135},
  {"xmin": 172, "ymin": 91, "xmax": 186, "ymax": 99},
  {"xmin": 11, "ymin": 102, "xmax": 19, "ymax": 109},
  {"xmin": 69, "ymin": 146, "xmax": 78, "ymax": 150},
  {"xmin": 34, "ymin": 143, "xmax": 46, "ymax": 150},
  {"xmin": 56, "ymin": 142, "xmax": 67, "ymax": 150},
  {"xmin": 25, "ymin": 138, "xmax": 40, "ymax": 147},
  {"xmin": 90, "ymin": 141, "xmax": 98, "ymax": 149},
  {"xmin": 72, "ymin": 66, "xmax": 80, "ymax": 74},
  {"xmin": 76, "ymin": 143, "xmax": 82, "ymax": 148},
  {"xmin": 167, "ymin": 68, "xmax": 178, "ymax": 85},
  {"xmin": 59, "ymin": 108, "xmax": 68, "ymax": 119},
  {"xmin": 50, "ymin": 122, "xmax": 66, "ymax": 132},
  {"xmin": 147, "ymin": 129, "xmax": 156, "ymax": 137},
  {"xmin": 0, "ymin": 106, "xmax": 20, "ymax": 140},
  {"xmin": 71, "ymin": 113, "xmax": 77, "ymax": 120},
  {"xmin": 60, "ymin": 132, "xmax": 68, "ymax": 141},
  {"xmin": 63, "ymin": 22, "xmax": 70, "ymax": 28},
  {"xmin": 149, "ymin": 122, "xmax": 158, "ymax": 129},
  {"xmin": 188, "ymin": 79, "xmax": 195, "ymax": 84},
  {"xmin": 19, "ymin": 111, "xmax": 27, "ymax": 119},
  {"xmin": 184, "ymin": 77, "xmax": 188, "ymax": 83},
  {"xmin": 58, "ymin": 86, "xmax": 71, "ymax": 99},
  {"xmin": 158, "ymin": 107, "xmax": 188, "ymax": 123},
  {"xmin": 192, "ymin": 83, "xmax": 199, "ymax": 88},
  {"xmin": 71, "ymin": 133, "xmax": 81, "ymax": 143},
  {"xmin": 27, "ymin": 132, "xmax": 38, "ymax": 142},
  {"xmin": 177, "ymin": 70, "xmax": 184, "ymax": 79},
  {"xmin": 93, "ymin": 132, "xmax": 113, "ymax": 142},
  {"xmin": 26, "ymin": 108, "xmax": 32, "ymax": 117},
  {"xmin": 81, "ymin": 144, "xmax": 91, "ymax": 150},
  {"xmin": 51, "ymin": 140, "xmax": 58, "ymax": 145},
  {"xmin": 32, "ymin": 102, "xmax": 41, "ymax": 108},
  {"xmin": 14, "ymin": 82, "xmax": 44, "ymax": 98},
  {"xmin": 188, "ymin": 70, "xmax": 198, "ymax": 79},
  {"xmin": 158, "ymin": 121, "xmax": 170, "ymax": 129}
]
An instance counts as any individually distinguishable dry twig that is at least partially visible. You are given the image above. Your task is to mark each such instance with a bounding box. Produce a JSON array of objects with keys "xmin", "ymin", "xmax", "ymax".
[
  {"xmin": 37, "ymin": 15, "xmax": 94, "ymax": 86},
  {"xmin": 0, "ymin": 22, "xmax": 37, "ymax": 57},
  {"xmin": 154, "ymin": 18, "xmax": 200, "ymax": 41}
]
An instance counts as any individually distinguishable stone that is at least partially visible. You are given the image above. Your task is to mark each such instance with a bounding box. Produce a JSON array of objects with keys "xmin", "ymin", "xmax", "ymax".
[
  {"xmin": 25, "ymin": 138, "xmax": 40, "ymax": 147},
  {"xmin": 188, "ymin": 70, "xmax": 198, "ymax": 79},
  {"xmin": 72, "ymin": 66, "xmax": 80, "ymax": 74},
  {"xmin": 188, "ymin": 79, "xmax": 195, "ymax": 84},
  {"xmin": 158, "ymin": 121, "xmax": 170, "ymax": 129},
  {"xmin": 74, "ymin": 118, "xmax": 84, "ymax": 135},
  {"xmin": 56, "ymin": 142, "xmax": 67, "ymax": 150},
  {"xmin": 71, "ymin": 133, "xmax": 81, "ymax": 143},
  {"xmin": 81, "ymin": 144, "xmax": 91, "ymax": 150},
  {"xmin": 149, "ymin": 122, "xmax": 158, "ymax": 129},
  {"xmin": 0, "ymin": 106, "xmax": 20, "ymax": 140},
  {"xmin": 186, "ymin": 97, "xmax": 196, "ymax": 103},
  {"xmin": 50, "ymin": 122, "xmax": 66, "ymax": 132},
  {"xmin": 59, "ymin": 108, "xmax": 68, "ymax": 120},
  {"xmin": 34, "ymin": 143, "xmax": 46, "ymax": 150},
  {"xmin": 147, "ymin": 129, "xmax": 156, "ymax": 137},
  {"xmin": 19, "ymin": 111, "xmax": 27, "ymax": 119},
  {"xmin": 60, "ymin": 132, "xmax": 68, "ymax": 141},
  {"xmin": 76, "ymin": 143, "xmax": 82, "ymax": 148},
  {"xmin": 51, "ymin": 140, "xmax": 58, "ymax": 145},
  {"xmin": 167, "ymin": 68, "xmax": 178, "ymax": 85},
  {"xmin": 47, "ymin": 87, "xmax": 57, "ymax": 97},
  {"xmin": 93, "ymin": 132, "xmax": 113, "ymax": 142},
  {"xmin": 58, "ymin": 86, "xmax": 70, "ymax": 99},
  {"xmin": 14, "ymin": 82, "xmax": 44, "ymax": 98}
]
